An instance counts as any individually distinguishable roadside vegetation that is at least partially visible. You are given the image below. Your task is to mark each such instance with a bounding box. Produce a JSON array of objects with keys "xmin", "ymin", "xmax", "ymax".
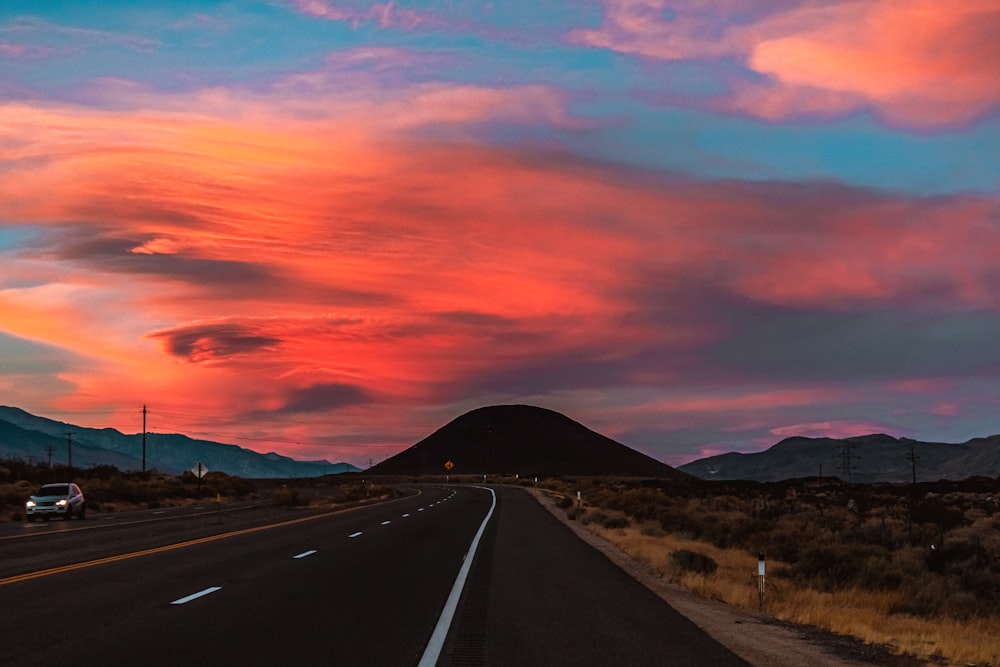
[
  {"xmin": 542, "ymin": 476, "xmax": 1000, "ymax": 667},
  {"xmin": 0, "ymin": 458, "xmax": 393, "ymax": 521}
]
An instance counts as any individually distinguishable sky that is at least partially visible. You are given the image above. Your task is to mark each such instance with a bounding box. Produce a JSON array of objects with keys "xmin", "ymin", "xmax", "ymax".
[{"xmin": 2, "ymin": 1, "xmax": 1000, "ymax": 468}]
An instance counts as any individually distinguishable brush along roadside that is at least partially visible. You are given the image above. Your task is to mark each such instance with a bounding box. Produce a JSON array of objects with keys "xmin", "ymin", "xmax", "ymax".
[{"xmin": 532, "ymin": 488, "xmax": 997, "ymax": 667}]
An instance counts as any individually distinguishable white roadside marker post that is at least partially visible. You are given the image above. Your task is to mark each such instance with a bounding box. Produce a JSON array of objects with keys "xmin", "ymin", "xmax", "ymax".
[{"xmin": 757, "ymin": 552, "xmax": 766, "ymax": 612}]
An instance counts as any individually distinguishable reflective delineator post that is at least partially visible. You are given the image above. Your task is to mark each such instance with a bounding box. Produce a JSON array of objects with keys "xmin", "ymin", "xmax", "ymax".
[{"xmin": 757, "ymin": 552, "xmax": 766, "ymax": 611}]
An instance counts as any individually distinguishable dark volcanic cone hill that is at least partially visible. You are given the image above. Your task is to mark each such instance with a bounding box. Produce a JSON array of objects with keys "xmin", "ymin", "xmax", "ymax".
[{"xmin": 367, "ymin": 404, "xmax": 688, "ymax": 478}]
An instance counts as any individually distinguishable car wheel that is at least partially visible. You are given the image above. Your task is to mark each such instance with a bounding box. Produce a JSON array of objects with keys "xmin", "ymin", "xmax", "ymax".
[
  {"xmin": 78, "ymin": 504, "xmax": 86, "ymax": 520},
  {"xmin": 64, "ymin": 506, "xmax": 72, "ymax": 520},
  {"xmin": 27, "ymin": 516, "xmax": 35, "ymax": 523}
]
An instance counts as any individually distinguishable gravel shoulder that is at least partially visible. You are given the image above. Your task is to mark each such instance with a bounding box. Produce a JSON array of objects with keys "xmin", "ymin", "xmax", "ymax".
[{"xmin": 529, "ymin": 488, "xmax": 928, "ymax": 667}]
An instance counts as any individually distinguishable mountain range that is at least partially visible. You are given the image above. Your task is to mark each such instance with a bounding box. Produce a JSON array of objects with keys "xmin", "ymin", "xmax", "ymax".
[
  {"xmin": 368, "ymin": 404, "xmax": 687, "ymax": 478},
  {"xmin": 8, "ymin": 402, "xmax": 997, "ymax": 483},
  {"xmin": 0, "ymin": 406, "xmax": 360, "ymax": 478},
  {"xmin": 678, "ymin": 433, "xmax": 1000, "ymax": 483}
]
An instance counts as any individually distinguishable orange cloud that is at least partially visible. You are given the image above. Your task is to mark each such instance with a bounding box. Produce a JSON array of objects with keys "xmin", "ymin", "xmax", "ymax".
[
  {"xmin": 745, "ymin": 0, "xmax": 1000, "ymax": 126},
  {"xmin": 575, "ymin": 0, "xmax": 1000, "ymax": 126},
  {"xmin": 3, "ymin": 68, "xmax": 999, "ymax": 462}
]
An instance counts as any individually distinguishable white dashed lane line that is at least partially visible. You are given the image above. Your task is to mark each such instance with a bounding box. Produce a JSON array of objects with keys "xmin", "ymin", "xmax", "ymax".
[
  {"xmin": 171, "ymin": 587, "xmax": 222, "ymax": 605},
  {"xmin": 171, "ymin": 493, "xmax": 459, "ymax": 608}
]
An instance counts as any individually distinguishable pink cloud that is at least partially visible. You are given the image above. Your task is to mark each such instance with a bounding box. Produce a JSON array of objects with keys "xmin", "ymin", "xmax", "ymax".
[
  {"xmin": 288, "ymin": 0, "xmax": 440, "ymax": 30},
  {"xmin": 3, "ymin": 67, "xmax": 1000, "ymax": 461},
  {"xmin": 931, "ymin": 402, "xmax": 962, "ymax": 417},
  {"xmin": 769, "ymin": 420, "xmax": 896, "ymax": 440},
  {"xmin": 575, "ymin": 0, "xmax": 1000, "ymax": 126},
  {"xmin": 0, "ymin": 42, "xmax": 29, "ymax": 57},
  {"xmin": 885, "ymin": 378, "xmax": 954, "ymax": 394}
]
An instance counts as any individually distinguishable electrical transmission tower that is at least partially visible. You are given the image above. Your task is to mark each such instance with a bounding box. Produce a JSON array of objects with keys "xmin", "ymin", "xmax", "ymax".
[{"xmin": 835, "ymin": 442, "xmax": 860, "ymax": 483}]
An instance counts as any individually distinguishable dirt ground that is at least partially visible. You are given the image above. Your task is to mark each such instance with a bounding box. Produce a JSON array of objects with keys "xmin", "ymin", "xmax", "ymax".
[{"xmin": 529, "ymin": 489, "xmax": 930, "ymax": 667}]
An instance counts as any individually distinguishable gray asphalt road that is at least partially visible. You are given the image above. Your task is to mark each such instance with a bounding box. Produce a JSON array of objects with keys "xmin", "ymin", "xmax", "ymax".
[
  {"xmin": 1, "ymin": 485, "xmax": 751, "ymax": 666},
  {"xmin": 1, "ymin": 486, "xmax": 479, "ymax": 666},
  {"xmin": 439, "ymin": 486, "xmax": 751, "ymax": 666}
]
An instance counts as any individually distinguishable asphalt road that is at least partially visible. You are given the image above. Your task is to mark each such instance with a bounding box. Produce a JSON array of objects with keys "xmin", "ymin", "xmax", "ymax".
[
  {"xmin": 439, "ymin": 487, "xmax": 751, "ymax": 667},
  {"xmin": 1, "ymin": 485, "xmax": 750, "ymax": 666}
]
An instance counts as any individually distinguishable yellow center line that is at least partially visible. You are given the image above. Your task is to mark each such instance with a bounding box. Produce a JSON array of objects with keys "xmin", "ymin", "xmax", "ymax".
[
  {"xmin": 1, "ymin": 486, "xmax": 424, "ymax": 587},
  {"xmin": 0, "ymin": 509, "xmax": 339, "ymax": 587}
]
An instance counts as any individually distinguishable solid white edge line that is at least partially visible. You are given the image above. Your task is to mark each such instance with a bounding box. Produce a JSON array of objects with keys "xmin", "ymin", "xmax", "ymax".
[
  {"xmin": 293, "ymin": 550, "xmax": 317, "ymax": 559},
  {"xmin": 171, "ymin": 586, "xmax": 222, "ymax": 605},
  {"xmin": 417, "ymin": 486, "xmax": 496, "ymax": 667}
]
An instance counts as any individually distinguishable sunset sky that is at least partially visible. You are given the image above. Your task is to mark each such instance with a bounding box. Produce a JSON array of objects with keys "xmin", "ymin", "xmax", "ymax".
[{"xmin": 2, "ymin": 1, "xmax": 1000, "ymax": 468}]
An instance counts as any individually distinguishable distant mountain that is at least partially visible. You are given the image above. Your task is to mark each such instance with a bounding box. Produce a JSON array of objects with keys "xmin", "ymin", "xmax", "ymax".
[
  {"xmin": 368, "ymin": 404, "xmax": 688, "ymax": 478},
  {"xmin": 678, "ymin": 433, "xmax": 1000, "ymax": 483},
  {"xmin": 0, "ymin": 406, "xmax": 361, "ymax": 478}
]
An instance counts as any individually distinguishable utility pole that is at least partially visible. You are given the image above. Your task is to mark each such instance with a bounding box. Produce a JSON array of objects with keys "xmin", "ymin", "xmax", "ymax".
[
  {"xmin": 487, "ymin": 424, "xmax": 494, "ymax": 479},
  {"xmin": 906, "ymin": 444, "xmax": 920, "ymax": 484},
  {"xmin": 44, "ymin": 445, "xmax": 55, "ymax": 467},
  {"xmin": 142, "ymin": 404, "xmax": 147, "ymax": 473},
  {"xmin": 65, "ymin": 432, "xmax": 75, "ymax": 470}
]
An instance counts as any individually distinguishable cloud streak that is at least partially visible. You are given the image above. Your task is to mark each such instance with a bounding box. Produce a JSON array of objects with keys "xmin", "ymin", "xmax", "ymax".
[
  {"xmin": 1, "ymin": 4, "xmax": 998, "ymax": 465},
  {"xmin": 574, "ymin": 0, "xmax": 1000, "ymax": 127}
]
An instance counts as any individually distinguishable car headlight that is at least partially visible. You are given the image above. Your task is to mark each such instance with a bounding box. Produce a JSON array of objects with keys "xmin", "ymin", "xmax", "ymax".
[
  {"xmin": 26, "ymin": 500, "xmax": 35, "ymax": 508},
  {"xmin": 56, "ymin": 499, "xmax": 67, "ymax": 506}
]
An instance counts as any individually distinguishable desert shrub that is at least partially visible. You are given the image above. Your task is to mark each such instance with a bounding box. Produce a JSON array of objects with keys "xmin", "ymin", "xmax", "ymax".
[
  {"xmin": 789, "ymin": 543, "xmax": 902, "ymax": 592},
  {"xmin": 272, "ymin": 486, "xmax": 309, "ymax": 507},
  {"xmin": 556, "ymin": 495, "xmax": 574, "ymax": 509},
  {"xmin": 581, "ymin": 510, "xmax": 608, "ymax": 526},
  {"xmin": 764, "ymin": 526, "xmax": 805, "ymax": 563},
  {"xmin": 670, "ymin": 549, "xmax": 718, "ymax": 576},
  {"xmin": 0, "ymin": 481, "xmax": 33, "ymax": 507},
  {"xmin": 602, "ymin": 515, "xmax": 630, "ymax": 529},
  {"xmin": 925, "ymin": 539, "xmax": 988, "ymax": 574},
  {"xmin": 912, "ymin": 497, "xmax": 966, "ymax": 531},
  {"xmin": 639, "ymin": 520, "xmax": 666, "ymax": 538},
  {"xmin": 656, "ymin": 506, "xmax": 706, "ymax": 539}
]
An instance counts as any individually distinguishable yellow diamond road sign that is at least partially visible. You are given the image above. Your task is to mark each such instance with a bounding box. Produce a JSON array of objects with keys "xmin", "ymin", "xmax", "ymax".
[{"xmin": 444, "ymin": 460, "xmax": 454, "ymax": 471}]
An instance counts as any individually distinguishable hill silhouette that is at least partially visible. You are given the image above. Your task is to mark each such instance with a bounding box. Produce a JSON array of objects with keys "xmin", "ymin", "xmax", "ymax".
[
  {"xmin": 678, "ymin": 433, "xmax": 1000, "ymax": 483},
  {"xmin": 367, "ymin": 404, "xmax": 687, "ymax": 478}
]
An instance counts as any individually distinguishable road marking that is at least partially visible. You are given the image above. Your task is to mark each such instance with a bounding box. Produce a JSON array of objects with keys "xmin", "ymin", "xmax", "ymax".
[
  {"xmin": 349, "ymin": 531, "xmax": 363, "ymax": 538},
  {"xmin": 293, "ymin": 550, "xmax": 317, "ymax": 559},
  {"xmin": 171, "ymin": 586, "xmax": 221, "ymax": 605},
  {"xmin": 402, "ymin": 513, "xmax": 411, "ymax": 518},
  {"xmin": 0, "ymin": 506, "xmax": 382, "ymax": 587},
  {"xmin": 152, "ymin": 511, "xmax": 165, "ymax": 515},
  {"xmin": 380, "ymin": 520, "xmax": 391, "ymax": 526},
  {"xmin": 418, "ymin": 487, "xmax": 497, "ymax": 667},
  {"xmin": 418, "ymin": 508, "xmax": 425, "ymax": 512}
]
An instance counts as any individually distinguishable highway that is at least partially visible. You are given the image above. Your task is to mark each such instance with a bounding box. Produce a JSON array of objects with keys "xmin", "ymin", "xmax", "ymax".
[{"xmin": 0, "ymin": 485, "xmax": 750, "ymax": 666}]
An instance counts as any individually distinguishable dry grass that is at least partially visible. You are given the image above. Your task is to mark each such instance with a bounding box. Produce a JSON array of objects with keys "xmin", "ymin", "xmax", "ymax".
[{"xmin": 589, "ymin": 522, "xmax": 1000, "ymax": 666}]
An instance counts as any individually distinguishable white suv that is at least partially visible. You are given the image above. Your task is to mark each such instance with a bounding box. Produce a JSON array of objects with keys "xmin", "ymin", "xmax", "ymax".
[{"xmin": 26, "ymin": 483, "xmax": 86, "ymax": 522}]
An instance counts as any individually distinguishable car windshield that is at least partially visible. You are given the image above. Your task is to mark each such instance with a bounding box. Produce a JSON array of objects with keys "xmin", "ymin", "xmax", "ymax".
[{"xmin": 36, "ymin": 485, "xmax": 70, "ymax": 496}]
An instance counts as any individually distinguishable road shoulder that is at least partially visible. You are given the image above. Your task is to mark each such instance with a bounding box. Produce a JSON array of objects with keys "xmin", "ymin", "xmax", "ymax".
[{"xmin": 528, "ymin": 488, "xmax": 903, "ymax": 667}]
